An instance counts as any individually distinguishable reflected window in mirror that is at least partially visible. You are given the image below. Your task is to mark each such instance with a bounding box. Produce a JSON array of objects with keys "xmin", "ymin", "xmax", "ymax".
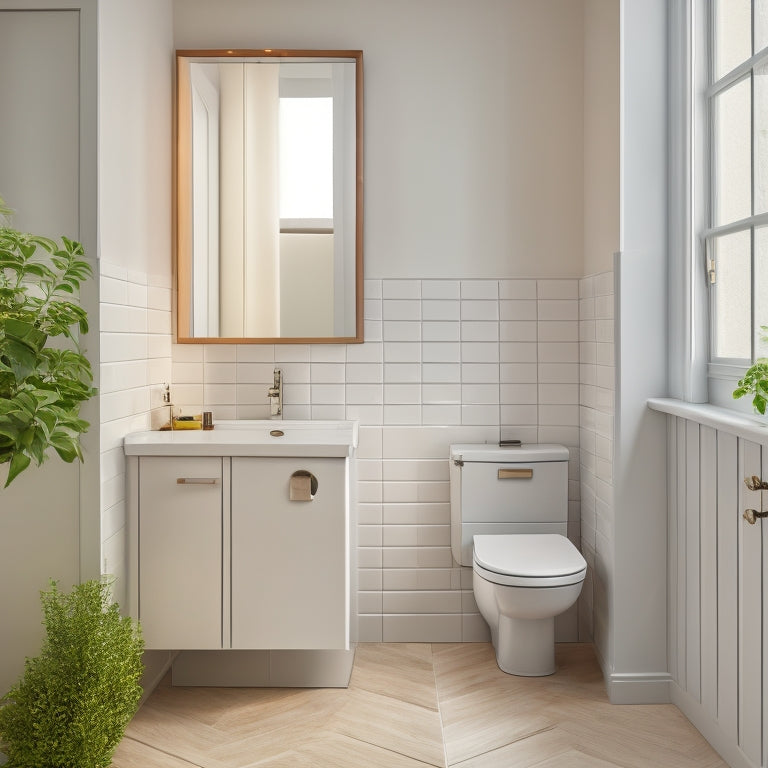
[{"xmin": 176, "ymin": 50, "xmax": 363, "ymax": 343}]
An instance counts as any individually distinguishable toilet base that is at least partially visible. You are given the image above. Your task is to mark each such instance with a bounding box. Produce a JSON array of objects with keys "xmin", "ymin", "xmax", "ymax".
[{"xmin": 495, "ymin": 615, "xmax": 555, "ymax": 676}]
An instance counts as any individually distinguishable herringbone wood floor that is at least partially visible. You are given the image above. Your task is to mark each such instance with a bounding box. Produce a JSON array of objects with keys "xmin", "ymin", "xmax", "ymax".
[{"xmin": 111, "ymin": 643, "xmax": 726, "ymax": 768}]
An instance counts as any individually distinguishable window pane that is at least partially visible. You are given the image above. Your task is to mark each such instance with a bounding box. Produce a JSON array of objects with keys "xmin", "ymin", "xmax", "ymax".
[
  {"xmin": 758, "ymin": 0, "xmax": 768, "ymax": 52},
  {"xmin": 713, "ymin": 230, "xmax": 752, "ymax": 359},
  {"xmin": 279, "ymin": 97, "xmax": 333, "ymax": 219},
  {"xmin": 755, "ymin": 227, "xmax": 768, "ymax": 356},
  {"xmin": 714, "ymin": 0, "xmax": 752, "ymax": 79},
  {"xmin": 757, "ymin": 62, "xmax": 768, "ymax": 214},
  {"xmin": 713, "ymin": 77, "xmax": 752, "ymax": 225}
]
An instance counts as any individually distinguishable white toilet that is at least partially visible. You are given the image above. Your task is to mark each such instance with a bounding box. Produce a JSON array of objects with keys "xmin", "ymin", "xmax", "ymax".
[{"xmin": 449, "ymin": 443, "xmax": 586, "ymax": 676}]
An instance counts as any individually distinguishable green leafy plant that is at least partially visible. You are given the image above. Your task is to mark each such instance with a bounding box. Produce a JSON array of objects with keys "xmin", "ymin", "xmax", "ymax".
[
  {"xmin": 733, "ymin": 325, "xmax": 768, "ymax": 415},
  {"xmin": 733, "ymin": 358, "xmax": 768, "ymax": 414},
  {"xmin": 0, "ymin": 197, "xmax": 95, "ymax": 486},
  {"xmin": 0, "ymin": 580, "xmax": 144, "ymax": 768}
]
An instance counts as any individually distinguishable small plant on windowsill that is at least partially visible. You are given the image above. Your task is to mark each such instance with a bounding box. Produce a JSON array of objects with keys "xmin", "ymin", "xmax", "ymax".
[
  {"xmin": 0, "ymin": 196, "xmax": 95, "ymax": 487},
  {"xmin": 733, "ymin": 329, "xmax": 768, "ymax": 415}
]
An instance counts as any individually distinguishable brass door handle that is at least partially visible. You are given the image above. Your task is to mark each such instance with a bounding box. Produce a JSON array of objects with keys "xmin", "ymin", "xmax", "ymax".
[
  {"xmin": 743, "ymin": 509, "xmax": 768, "ymax": 525},
  {"xmin": 744, "ymin": 475, "xmax": 768, "ymax": 491}
]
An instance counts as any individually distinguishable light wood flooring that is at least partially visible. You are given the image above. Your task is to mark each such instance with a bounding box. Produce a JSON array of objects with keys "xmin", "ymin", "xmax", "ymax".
[{"xmin": 111, "ymin": 643, "xmax": 726, "ymax": 768}]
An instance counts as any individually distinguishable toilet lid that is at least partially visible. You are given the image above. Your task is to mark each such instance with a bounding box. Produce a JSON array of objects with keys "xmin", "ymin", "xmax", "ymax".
[{"xmin": 473, "ymin": 534, "xmax": 587, "ymax": 587}]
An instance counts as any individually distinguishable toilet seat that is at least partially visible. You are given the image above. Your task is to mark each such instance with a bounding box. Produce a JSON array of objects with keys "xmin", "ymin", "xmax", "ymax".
[{"xmin": 473, "ymin": 534, "xmax": 587, "ymax": 588}]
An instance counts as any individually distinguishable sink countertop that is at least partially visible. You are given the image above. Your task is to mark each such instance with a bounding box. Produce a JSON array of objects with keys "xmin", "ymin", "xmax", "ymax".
[{"xmin": 123, "ymin": 420, "xmax": 358, "ymax": 457}]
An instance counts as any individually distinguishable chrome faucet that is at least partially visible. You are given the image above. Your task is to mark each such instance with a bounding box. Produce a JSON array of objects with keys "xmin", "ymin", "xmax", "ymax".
[{"xmin": 268, "ymin": 368, "xmax": 282, "ymax": 418}]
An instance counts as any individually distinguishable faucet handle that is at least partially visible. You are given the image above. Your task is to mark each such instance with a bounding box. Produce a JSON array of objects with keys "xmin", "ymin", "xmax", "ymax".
[{"xmin": 269, "ymin": 368, "xmax": 283, "ymax": 418}]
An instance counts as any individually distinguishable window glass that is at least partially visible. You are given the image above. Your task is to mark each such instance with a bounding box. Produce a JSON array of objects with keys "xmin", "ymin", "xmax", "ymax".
[
  {"xmin": 279, "ymin": 97, "xmax": 334, "ymax": 220},
  {"xmin": 713, "ymin": 76, "xmax": 752, "ymax": 226},
  {"xmin": 713, "ymin": 230, "xmax": 752, "ymax": 360},
  {"xmin": 757, "ymin": 0, "xmax": 768, "ymax": 52},
  {"xmin": 755, "ymin": 61, "xmax": 768, "ymax": 215},
  {"xmin": 714, "ymin": 0, "xmax": 752, "ymax": 79},
  {"xmin": 755, "ymin": 227, "xmax": 768, "ymax": 357}
]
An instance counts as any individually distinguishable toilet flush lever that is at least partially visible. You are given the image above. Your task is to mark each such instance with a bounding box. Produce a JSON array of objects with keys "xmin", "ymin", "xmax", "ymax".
[{"xmin": 498, "ymin": 468, "xmax": 533, "ymax": 479}]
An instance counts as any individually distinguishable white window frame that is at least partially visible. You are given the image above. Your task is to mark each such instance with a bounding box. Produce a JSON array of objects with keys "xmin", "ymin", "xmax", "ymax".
[
  {"xmin": 703, "ymin": 2, "xmax": 768, "ymax": 410},
  {"xmin": 669, "ymin": 0, "xmax": 709, "ymax": 405}
]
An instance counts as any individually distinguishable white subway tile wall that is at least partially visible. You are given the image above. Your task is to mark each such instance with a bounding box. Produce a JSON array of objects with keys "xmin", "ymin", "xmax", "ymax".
[
  {"xmin": 578, "ymin": 270, "xmax": 615, "ymax": 645},
  {"xmin": 99, "ymin": 262, "xmax": 172, "ymax": 606},
  {"xmin": 168, "ymin": 278, "xmax": 597, "ymax": 643}
]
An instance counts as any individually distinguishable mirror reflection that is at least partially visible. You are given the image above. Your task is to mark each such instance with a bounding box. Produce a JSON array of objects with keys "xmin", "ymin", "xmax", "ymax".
[{"xmin": 176, "ymin": 50, "xmax": 363, "ymax": 342}]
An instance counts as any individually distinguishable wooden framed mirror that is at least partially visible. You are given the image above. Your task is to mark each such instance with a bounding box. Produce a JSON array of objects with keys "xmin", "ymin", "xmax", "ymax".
[{"xmin": 175, "ymin": 49, "xmax": 363, "ymax": 343}]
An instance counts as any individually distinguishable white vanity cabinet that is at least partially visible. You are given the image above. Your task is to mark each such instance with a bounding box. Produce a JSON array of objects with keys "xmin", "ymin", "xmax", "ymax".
[
  {"xmin": 137, "ymin": 456, "xmax": 223, "ymax": 649},
  {"xmin": 125, "ymin": 420, "xmax": 357, "ymax": 660}
]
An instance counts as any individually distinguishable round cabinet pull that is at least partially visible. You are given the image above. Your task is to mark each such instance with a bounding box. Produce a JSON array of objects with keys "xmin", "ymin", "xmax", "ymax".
[{"xmin": 289, "ymin": 470, "xmax": 318, "ymax": 501}]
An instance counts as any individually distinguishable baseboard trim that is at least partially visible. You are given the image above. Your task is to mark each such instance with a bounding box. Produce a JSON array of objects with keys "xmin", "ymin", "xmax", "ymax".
[
  {"xmin": 671, "ymin": 684, "xmax": 758, "ymax": 768},
  {"xmin": 605, "ymin": 671, "xmax": 673, "ymax": 704}
]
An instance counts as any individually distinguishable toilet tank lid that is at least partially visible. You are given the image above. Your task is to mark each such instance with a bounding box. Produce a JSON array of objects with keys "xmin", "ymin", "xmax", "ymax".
[{"xmin": 449, "ymin": 443, "xmax": 569, "ymax": 463}]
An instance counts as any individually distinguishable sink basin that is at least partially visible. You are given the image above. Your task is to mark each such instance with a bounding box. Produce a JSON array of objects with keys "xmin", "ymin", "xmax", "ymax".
[{"xmin": 123, "ymin": 420, "xmax": 358, "ymax": 458}]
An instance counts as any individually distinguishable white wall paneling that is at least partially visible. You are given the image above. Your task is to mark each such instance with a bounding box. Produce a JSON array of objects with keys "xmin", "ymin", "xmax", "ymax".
[{"xmin": 666, "ymin": 412, "xmax": 767, "ymax": 768}]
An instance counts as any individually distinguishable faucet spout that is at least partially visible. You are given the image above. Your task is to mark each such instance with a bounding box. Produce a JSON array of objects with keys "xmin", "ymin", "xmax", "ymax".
[{"xmin": 268, "ymin": 368, "xmax": 282, "ymax": 419}]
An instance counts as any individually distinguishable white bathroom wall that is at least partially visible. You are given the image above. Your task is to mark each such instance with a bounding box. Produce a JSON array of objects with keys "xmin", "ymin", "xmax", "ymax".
[
  {"xmin": 578, "ymin": 270, "xmax": 615, "ymax": 645},
  {"xmin": 99, "ymin": 264, "xmax": 172, "ymax": 605},
  {"xmin": 167, "ymin": 0, "xmax": 615, "ymax": 643},
  {"xmin": 173, "ymin": 278, "xmax": 583, "ymax": 641},
  {"xmin": 608, "ymin": 0, "xmax": 670, "ymax": 702},
  {"xmin": 173, "ymin": 0, "xmax": 586, "ymax": 280},
  {"xmin": 98, "ymin": 0, "xmax": 174, "ymax": 603},
  {"xmin": 583, "ymin": 0, "xmax": 620, "ymax": 277}
]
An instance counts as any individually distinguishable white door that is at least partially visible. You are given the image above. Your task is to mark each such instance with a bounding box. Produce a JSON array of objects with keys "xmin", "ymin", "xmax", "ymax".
[{"xmin": 231, "ymin": 457, "xmax": 349, "ymax": 649}]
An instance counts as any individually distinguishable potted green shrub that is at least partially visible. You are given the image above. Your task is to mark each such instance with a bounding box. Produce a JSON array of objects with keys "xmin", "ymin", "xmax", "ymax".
[
  {"xmin": 0, "ymin": 580, "xmax": 144, "ymax": 768},
  {"xmin": 0, "ymin": 197, "xmax": 95, "ymax": 486}
]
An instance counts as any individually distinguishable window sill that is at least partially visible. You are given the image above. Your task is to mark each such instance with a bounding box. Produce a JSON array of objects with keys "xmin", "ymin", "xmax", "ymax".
[{"xmin": 648, "ymin": 398, "xmax": 768, "ymax": 443}]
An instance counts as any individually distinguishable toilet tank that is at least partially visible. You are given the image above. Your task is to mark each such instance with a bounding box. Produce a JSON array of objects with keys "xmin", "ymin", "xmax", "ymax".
[{"xmin": 449, "ymin": 443, "xmax": 570, "ymax": 566}]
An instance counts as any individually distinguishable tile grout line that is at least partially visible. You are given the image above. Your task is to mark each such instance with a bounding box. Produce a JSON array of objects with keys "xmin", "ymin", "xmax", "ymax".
[
  {"xmin": 338, "ymin": 732, "xmax": 442, "ymax": 768},
  {"xmin": 119, "ymin": 736, "xmax": 204, "ymax": 768},
  {"xmin": 448, "ymin": 725, "xmax": 561, "ymax": 768}
]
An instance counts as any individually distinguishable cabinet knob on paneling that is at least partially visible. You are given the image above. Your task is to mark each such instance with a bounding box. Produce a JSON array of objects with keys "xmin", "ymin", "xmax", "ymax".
[
  {"xmin": 744, "ymin": 475, "xmax": 768, "ymax": 491},
  {"xmin": 743, "ymin": 508, "xmax": 768, "ymax": 525}
]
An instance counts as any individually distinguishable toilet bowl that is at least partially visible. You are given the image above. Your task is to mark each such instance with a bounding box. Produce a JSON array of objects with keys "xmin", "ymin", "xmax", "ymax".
[
  {"xmin": 472, "ymin": 533, "xmax": 586, "ymax": 676},
  {"xmin": 449, "ymin": 443, "xmax": 587, "ymax": 677}
]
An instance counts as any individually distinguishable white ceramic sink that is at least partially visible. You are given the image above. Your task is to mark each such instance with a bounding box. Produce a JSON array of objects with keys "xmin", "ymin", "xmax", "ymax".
[{"xmin": 123, "ymin": 420, "xmax": 358, "ymax": 457}]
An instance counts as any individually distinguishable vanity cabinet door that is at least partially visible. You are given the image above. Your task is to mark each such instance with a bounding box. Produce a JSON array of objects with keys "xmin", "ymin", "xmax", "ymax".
[
  {"xmin": 230, "ymin": 457, "xmax": 349, "ymax": 650},
  {"xmin": 139, "ymin": 457, "xmax": 223, "ymax": 649}
]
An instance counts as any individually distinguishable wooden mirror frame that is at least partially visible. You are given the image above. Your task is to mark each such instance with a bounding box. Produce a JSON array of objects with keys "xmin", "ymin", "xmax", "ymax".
[{"xmin": 175, "ymin": 49, "xmax": 364, "ymax": 344}]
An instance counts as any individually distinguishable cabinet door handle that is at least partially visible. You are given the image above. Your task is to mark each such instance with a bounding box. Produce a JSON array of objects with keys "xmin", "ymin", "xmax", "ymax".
[
  {"xmin": 498, "ymin": 468, "xmax": 533, "ymax": 479},
  {"xmin": 176, "ymin": 477, "xmax": 219, "ymax": 485}
]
